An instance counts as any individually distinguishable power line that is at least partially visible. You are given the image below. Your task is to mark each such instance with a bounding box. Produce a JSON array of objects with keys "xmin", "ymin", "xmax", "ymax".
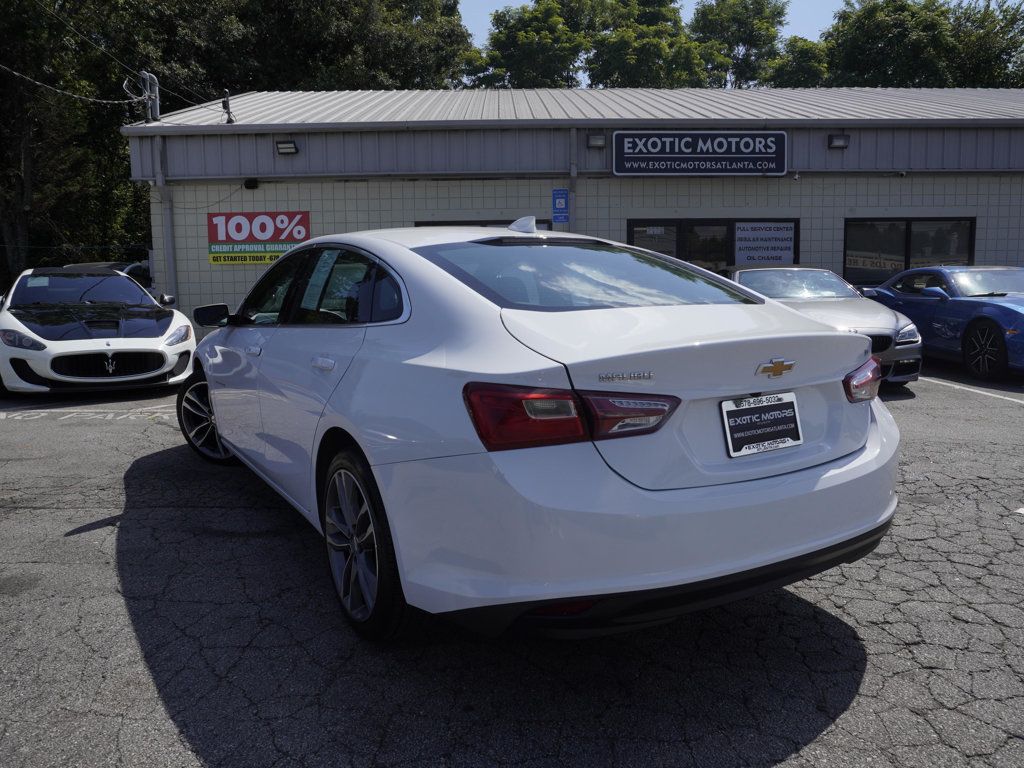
[
  {"xmin": 28, "ymin": 0, "xmax": 226, "ymax": 117},
  {"xmin": 0, "ymin": 62, "xmax": 145, "ymax": 105}
]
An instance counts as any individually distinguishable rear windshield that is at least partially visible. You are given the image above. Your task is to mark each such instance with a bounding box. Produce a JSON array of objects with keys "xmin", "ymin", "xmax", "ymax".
[
  {"xmin": 414, "ymin": 239, "xmax": 756, "ymax": 311},
  {"xmin": 10, "ymin": 272, "xmax": 153, "ymax": 308}
]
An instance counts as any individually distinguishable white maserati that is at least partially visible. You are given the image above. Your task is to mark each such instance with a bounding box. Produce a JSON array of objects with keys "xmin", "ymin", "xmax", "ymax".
[
  {"xmin": 0, "ymin": 267, "xmax": 195, "ymax": 394},
  {"xmin": 179, "ymin": 220, "xmax": 900, "ymax": 639}
]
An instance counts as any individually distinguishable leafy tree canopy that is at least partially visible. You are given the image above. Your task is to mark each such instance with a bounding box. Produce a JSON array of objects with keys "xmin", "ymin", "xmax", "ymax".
[
  {"xmin": 473, "ymin": 0, "xmax": 589, "ymax": 87},
  {"xmin": 763, "ymin": 35, "xmax": 829, "ymax": 87},
  {"xmin": 690, "ymin": 0, "xmax": 789, "ymax": 87},
  {"xmin": 588, "ymin": 0, "xmax": 706, "ymax": 87},
  {"xmin": 824, "ymin": 0, "xmax": 956, "ymax": 86}
]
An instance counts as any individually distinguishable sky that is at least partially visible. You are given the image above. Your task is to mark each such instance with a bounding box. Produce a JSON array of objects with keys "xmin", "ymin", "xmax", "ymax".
[{"xmin": 460, "ymin": 0, "xmax": 847, "ymax": 46}]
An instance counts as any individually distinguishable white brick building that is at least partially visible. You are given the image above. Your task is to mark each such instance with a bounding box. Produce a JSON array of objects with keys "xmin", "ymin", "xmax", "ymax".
[{"xmin": 123, "ymin": 89, "xmax": 1024, "ymax": 316}]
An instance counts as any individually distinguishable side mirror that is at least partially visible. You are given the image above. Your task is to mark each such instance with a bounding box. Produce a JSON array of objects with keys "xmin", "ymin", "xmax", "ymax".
[
  {"xmin": 860, "ymin": 287, "xmax": 879, "ymax": 298},
  {"xmin": 921, "ymin": 286, "xmax": 949, "ymax": 301},
  {"xmin": 193, "ymin": 303, "xmax": 230, "ymax": 327},
  {"xmin": 158, "ymin": 293, "xmax": 176, "ymax": 306}
]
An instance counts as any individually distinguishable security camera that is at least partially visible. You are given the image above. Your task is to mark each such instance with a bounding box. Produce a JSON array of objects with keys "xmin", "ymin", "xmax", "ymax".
[{"xmin": 897, "ymin": 171, "xmax": 907, "ymax": 178}]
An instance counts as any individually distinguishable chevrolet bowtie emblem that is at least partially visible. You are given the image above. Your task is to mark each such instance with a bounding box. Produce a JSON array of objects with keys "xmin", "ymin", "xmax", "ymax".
[{"xmin": 756, "ymin": 358, "xmax": 795, "ymax": 378}]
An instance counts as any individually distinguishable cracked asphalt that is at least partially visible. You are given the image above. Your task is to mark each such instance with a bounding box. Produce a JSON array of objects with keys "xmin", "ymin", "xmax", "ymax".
[{"xmin": 0, "ymin": 360, "xmax": 1022, "ymax": 768}]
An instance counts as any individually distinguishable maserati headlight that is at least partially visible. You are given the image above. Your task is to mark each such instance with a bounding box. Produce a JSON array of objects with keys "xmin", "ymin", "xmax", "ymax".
[
  {"xmin": 164, "ymin": 325, "xmax": 192, "ymax": 346},
  {"xmin": 896, "ymin": 323, "xmax": 921, "ymax": 345},
  {"xmin": 0, "ymin": 329, "xmax": 46, "ymax": 351}
]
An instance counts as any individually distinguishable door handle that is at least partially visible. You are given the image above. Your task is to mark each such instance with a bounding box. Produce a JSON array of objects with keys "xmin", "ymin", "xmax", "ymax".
[
  {"xmin": 311, "ymin": 356, "xmax": 336, "ymax": 372},
  {"xmin": 245, "ymin": 345, "xmax": 262, "ymax": 357}
]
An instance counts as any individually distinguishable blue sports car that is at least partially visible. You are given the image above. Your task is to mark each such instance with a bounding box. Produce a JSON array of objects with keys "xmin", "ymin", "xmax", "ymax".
[{"xmin": 867, "ymin": 267, "xmax": 1024, "ymax": 379}]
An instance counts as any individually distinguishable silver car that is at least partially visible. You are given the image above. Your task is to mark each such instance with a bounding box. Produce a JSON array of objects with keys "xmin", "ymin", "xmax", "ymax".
[{"xmin": 733, "ymin": 267, "xmax": 922, "ymax": 385}]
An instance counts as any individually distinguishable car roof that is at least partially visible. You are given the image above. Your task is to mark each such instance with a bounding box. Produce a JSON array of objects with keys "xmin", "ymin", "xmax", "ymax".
[
  {"xmin": 734, "ymin": 267, "xmax": 833, "ymax": 274},
  {"xmin": 303, "ymin": 225, "xmax": 600, "ymax": 250},
  {"xmin": 63, "ymin": 261, "xmax": 131, "ymax": 270},
  {"xmin": 25, "ymin": 267, "xmax": 122, "ymax": 276},
  {"xmin": 900, "ymin": 266, "xmax": 1019, "ymax": 274}
]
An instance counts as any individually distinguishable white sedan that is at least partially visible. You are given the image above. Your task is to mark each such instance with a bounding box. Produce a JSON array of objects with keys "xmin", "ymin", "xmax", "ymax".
[
  {"xmin": 0, "ymin": 267, "xmax": 195, "ymax": 393},
  {"xmin": 179, "ymin": 220, "xmax": 899, "ymax": 639}
]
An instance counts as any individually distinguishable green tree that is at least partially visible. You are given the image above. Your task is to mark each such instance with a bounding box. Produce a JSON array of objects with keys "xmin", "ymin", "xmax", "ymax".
[
  {"xmin": 690, "ymin": 0, "xmax": 789, "ymax": 87},
  {"xmin": 0, "ymin": 1, "xmax": 152, "ymax": 288},
  {"xmin": 948, "ymin": 0, "xmax": 1024, "ymax": 87},
  {"xmin": 588, "ymin": 0, "xmax": 706, "ymax": 87},
  {"xmin": 763, "ymin": 35, "xmax": 828, "ymax": 86},
  {"xmin": 0, "ymin": 0, "xmax": 475, "ymax": 289},
  {"xmin": 823, "ymin": 0, "xmax": 955, "ymax": 86},
  {"xmin": 474, "ymin": 0, "xmax": 589, "ymax": 87}
]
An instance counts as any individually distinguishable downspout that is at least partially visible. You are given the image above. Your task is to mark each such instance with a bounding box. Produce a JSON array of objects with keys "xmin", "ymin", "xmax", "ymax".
[
  {"xmin": 154, "ymin": 134, "xmax": 179, "ymax": 300},
  {"xmin": 568, "ymin": 127, "xmax": 578, "ymax": 231}
]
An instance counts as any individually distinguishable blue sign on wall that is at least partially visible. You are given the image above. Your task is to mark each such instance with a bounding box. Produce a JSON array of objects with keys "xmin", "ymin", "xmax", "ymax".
[{"xmin": 552, "ymin": 188, "xmax": 570, "ymax": 223}]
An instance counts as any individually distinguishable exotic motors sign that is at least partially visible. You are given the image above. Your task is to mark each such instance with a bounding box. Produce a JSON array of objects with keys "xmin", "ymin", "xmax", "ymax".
[
  {"xmin": 207, "ymin": 211, "xmax": 310, "ymax": 265},
  {"xmin": 612, "ymin": 131, "xmax": 787, "ymax": 176}
]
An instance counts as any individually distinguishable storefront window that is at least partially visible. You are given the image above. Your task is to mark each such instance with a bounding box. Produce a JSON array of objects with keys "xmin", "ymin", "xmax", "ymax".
[
  {"xmin": 844, "ymin": 219, "xmax": 974, "ymax": 285},
  {"xmin": 628, "ymin": 219, "xmax": 798, "ymax": 274},
  {"xmin": 844, "ymin": 221, "xmax": 907, "ymax": 286},
  {"xmin": 909, "ymin": 220, "xmax": 971, "ymax": 268},
  {"xmin": 682, "ymin": 223, "xmax": 730, "ymax": 273},
  {"xmin": 631, "ymin": 223, "xmax": 677, "ymax": 258}
]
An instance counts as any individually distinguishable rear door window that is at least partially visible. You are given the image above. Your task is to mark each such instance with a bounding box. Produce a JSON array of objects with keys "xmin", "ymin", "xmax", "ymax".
[
  {"xmin": 290, "ymin": 248, "xmax": 376, "ymax": 325},
  {"xmin": 414, "ymin": 239, "xmax": 756, "ymax": 311}
]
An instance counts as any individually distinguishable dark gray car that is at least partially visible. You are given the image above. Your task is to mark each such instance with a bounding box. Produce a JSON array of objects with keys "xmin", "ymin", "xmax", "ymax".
[{"xmin": 733, "ymin": 267, "xmax": 922, "ymax": 385}]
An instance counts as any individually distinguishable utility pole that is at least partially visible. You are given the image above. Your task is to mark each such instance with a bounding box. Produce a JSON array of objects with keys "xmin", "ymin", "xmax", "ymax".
[{"xmin": 138, "ymin": 71, "xmax": 160, "ymax": 122}]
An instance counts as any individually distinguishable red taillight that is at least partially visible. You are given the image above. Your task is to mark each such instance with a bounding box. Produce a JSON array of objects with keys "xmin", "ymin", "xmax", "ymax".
[
  {"xmin": 463, "ymin": 383, "xmax": 679, "ymax": 451},
  {"xmin": 463, "ymin": 383, "xmax": 587, "ymax": 451},
  {"xmin": 577, "ymin": 391, "xmax": 680, "ymax": 440},
  {"xmin": 844, "ymin": 356, "xmax": 882, "ymax": 402}
]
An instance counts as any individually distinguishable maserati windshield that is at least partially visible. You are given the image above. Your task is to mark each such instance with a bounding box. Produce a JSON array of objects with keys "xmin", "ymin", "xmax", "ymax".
[{"xmin": 10, "ymin": 273, "xmax": 154, "ymax": 308}]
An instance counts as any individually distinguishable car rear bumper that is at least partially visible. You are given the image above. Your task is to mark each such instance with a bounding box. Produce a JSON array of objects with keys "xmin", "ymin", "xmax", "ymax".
[
  {"xmin": 447, "ymin": 517, "xmax": 892, "ymax": 636},
  {"xmin": 374, "ymin": 399, "xmax": 899, "ymax": 623}
]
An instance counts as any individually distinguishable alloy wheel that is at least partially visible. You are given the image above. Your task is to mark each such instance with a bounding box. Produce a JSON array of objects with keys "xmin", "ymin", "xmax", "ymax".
[
  {"xmin": 179, "ymin": 380, "xmax": 231, "ymax": 460},
  {"xmin": 324, "ymin": 469, "xmax": 379, "ymax": 621},
  {"xmin": 966, "ymin": 325, "xmax": 1000, "ymax": 376}
]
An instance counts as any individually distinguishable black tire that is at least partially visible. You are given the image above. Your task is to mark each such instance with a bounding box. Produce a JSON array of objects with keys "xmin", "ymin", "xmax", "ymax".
[
  {"xmin": 321, "ymin": 450, "xmax": 411, "ymax": 641},
  {"xmin": 176, "ymin": 369, "xmax": 236, "ymax": 464},
  {"xmin": 962, "ymin": 320, "xmax": 1008, "ymax": 381}
]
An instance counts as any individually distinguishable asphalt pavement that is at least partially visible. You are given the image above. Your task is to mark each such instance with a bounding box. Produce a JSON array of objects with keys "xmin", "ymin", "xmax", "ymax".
[{"xmin": 0, "ymin": 362, "xmax": 1021, "ymax": 767}]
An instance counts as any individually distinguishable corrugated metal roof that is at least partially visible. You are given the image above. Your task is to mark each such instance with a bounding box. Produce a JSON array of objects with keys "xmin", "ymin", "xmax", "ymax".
[{"xmin": 124, "ymin": 88, "xmax": 1024, "ymax": 135}]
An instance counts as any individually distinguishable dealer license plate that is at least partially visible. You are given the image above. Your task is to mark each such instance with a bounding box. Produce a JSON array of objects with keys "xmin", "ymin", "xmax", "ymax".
[{"xmin": 721, "ymin": 392, "xmax": 803, "ymax": 458}]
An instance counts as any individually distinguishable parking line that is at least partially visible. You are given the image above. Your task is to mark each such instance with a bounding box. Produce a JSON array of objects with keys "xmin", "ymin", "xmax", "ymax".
[{"xmin": 918, "ymin": 377, "xmax": 1024, "ymax": 405}]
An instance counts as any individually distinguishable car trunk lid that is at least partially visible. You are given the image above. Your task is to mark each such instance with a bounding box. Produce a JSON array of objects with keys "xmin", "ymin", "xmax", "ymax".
[{"xmin": 501, "ymin": 302, "xmax": 874, "ymax": 490}]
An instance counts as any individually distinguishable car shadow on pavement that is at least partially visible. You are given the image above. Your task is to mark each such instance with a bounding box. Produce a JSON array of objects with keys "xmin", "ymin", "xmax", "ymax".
[{"xmin": 118, "ymin": 446, "xmax": 868, "ymax": 768}]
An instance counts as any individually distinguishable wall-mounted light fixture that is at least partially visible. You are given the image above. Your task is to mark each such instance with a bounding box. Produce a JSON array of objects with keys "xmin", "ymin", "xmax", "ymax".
[
  {"xmin": 587, "ymin": 134, "xmax": 606, "ymax": 149},
  {"xmin": 275, "ymin": 139, "xmax": 298, "ymax": 155},
  {"xmin": 828, "ymin": 134, "xmax": 851, "ymax": 150}
]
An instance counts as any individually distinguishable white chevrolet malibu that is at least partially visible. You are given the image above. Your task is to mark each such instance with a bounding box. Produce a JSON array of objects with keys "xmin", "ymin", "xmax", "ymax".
[{"xmin": 179, "ymin": 221, "xmax": 899, "ymax": 639}]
